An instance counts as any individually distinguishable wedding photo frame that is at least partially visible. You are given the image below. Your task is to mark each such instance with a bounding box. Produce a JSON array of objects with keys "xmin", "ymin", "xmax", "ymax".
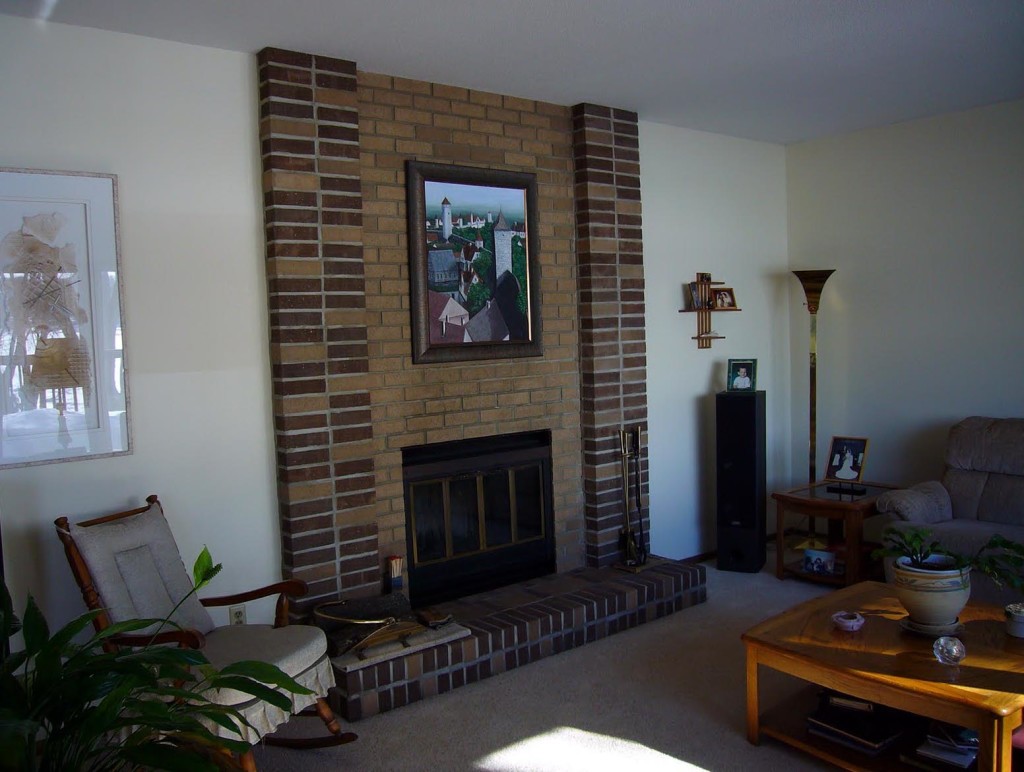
[
  {"xmin": 0, "ymin": 168, "xmax": 131, "ymax": 468},
  {"xmin": 824, "ymin": 436, "xmax": 869, "ymax": 483},
  {"xmin": 406, "ymin": 161, "xmax": 541, "ymax": 364},
  {"xmin": 714, "ymin": 287, "xmax": 737, "ymax": 309}
]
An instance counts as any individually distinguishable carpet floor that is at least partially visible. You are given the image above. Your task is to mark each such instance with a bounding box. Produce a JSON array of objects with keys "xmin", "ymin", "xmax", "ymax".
[{"xmin": 254, "ymin": 560, "xmax": 834, "ymax": 771}]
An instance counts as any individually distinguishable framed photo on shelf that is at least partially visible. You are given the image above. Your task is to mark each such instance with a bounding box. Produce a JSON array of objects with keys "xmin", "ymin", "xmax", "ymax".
[
  {"xmin": 406, "ymin": 161, "xmax": 541, "ymax": 364},
  {"xmin": 714, "ymin": 287, "xmax": 737, "ymax": 309},
  {"xmin": 0, "ymin": 167, "xmax": 130, "ymax": 468},
  {"xmin": 726, "ymin": 359, "xmax": 756, "ymax": 391},
  {"xmin": 824, "ymin": 436, "xmax": 869, "ymax": 483}
]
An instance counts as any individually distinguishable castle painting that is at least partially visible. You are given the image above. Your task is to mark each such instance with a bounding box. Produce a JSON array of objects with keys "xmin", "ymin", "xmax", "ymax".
[{"xmin": 407, "ymin": 162, "xmax": 541, "ymax": 364}]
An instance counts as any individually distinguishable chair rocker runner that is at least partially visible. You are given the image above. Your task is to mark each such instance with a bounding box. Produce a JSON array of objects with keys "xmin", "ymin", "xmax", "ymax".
[{"xmin": 54, "ymin": 494, "xmax": 356, "ymax": 770}]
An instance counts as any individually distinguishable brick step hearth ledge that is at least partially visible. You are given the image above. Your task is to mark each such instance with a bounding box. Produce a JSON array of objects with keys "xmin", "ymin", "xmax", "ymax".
[{"xmin": 330, "ymin": 558, "xmax": 707, "ymax": 721}]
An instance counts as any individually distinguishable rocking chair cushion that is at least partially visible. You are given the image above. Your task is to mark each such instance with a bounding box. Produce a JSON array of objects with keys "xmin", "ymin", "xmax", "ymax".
[
  {"xmin": 69, "ymin": 500, "xmax": 215, "ymax": 635},
  {"xmin": 200, "ymin": 623, "xmax": 335, "ymax": 742}
]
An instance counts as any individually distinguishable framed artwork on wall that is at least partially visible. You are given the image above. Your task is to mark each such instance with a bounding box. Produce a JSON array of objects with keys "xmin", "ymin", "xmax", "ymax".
[
  {"xmin": 0, "ymin": 168, "xmax": 131, "ymax": 468},
  {"xmin": 824, "ymin": 436, "xmax": 869, "ymax": 483},
  {"xmin": 406, "ymin": 161, "xmax": 542, "ymax": 364},
  {"xmin": 727, "ymin": 358, "xmax": 757, "ymax": 391}
]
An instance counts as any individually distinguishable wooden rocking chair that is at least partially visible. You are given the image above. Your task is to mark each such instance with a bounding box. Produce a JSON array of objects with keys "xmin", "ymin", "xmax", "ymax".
[{"xmin": 55, "ymin": 494, "xmax": 356, "ymax": 771}]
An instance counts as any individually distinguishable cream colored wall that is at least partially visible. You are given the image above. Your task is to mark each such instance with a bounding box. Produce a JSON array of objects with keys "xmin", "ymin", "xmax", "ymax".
[
  {"xmin": 4, "ymin": 16, "xmax": 1017, "ymax": 616},
  {"xmin": 640, "ymin": 121, "xmax": 791, "ymax": 559},
  {"xmin": 0, "ymin": 17, "xmax": 281, "ymax": 625},
  {"xmin": 787, "ymin": 100, "xmax": 1024, "ymax": 488}
]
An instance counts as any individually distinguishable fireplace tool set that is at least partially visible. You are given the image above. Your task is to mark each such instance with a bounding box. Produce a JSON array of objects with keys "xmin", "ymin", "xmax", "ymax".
[{"xmin": 618, "ymin": 426, "xmax": 648, "ymax": 569}]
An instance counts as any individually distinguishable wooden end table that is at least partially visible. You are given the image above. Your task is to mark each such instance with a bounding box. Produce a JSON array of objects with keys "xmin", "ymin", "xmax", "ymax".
[
  {"xmin": 772, "ymin": 481, "xmax": 896, "ymax": 586},
  {"xmin": 743, "ymin": 581, "xmax": 1024, "ymax": 771}
]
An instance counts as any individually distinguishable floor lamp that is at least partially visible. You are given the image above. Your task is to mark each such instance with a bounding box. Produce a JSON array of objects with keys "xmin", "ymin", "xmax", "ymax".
[{"xmin": 792, "ymin": 269, "xmax": 835, "ymax": 550}]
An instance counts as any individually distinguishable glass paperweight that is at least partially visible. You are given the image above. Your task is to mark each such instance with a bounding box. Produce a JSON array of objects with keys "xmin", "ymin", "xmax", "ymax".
[{"xmin": 933, "ymin": 636, "xmax": 966, "ymax": 665}]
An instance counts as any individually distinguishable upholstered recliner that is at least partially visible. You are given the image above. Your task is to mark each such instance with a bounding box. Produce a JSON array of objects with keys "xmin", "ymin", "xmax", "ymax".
[
  {"xmin": 876, "ymin": 416, "xmax": 1024, "ymax": 604},
  {"xmin": 55, "ymin": 494, "xmax": 355, "ymax": 770}
]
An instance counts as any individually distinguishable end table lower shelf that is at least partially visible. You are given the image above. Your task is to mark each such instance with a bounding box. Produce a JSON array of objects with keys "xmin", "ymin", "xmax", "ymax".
[{"xmin": 772, "ymin": 481, "xmax": 896, "ymax": 586}]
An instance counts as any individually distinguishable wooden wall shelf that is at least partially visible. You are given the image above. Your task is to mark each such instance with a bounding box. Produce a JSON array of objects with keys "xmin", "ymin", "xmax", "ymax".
[{"xmin": 678, "ymin": 272, "xmax": 742, "ymax": 348}]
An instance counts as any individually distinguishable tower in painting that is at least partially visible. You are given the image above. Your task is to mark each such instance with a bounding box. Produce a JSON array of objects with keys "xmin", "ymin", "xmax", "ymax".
[
  {"xmin": 493, "ymin": 209, "xmax": 513, "ymax": 278},
  {"xmin": 442, "ymin": 197, "xmax": 452, "ymax": 241}
]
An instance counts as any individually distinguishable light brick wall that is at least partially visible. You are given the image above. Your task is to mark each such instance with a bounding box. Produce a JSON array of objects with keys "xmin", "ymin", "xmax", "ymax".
[
  {"xmin": 358, "ymin": 72, "xmax": 585, "ymax": 572},
  {"xmin": 258, "ymin": 47, "xmax": 651, "ymax": 602}
]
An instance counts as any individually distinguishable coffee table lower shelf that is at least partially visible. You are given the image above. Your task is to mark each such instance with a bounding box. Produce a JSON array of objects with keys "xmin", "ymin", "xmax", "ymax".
[{"xmin": 761, "ymin": 688, "xmax": 934, "ymax": 772}]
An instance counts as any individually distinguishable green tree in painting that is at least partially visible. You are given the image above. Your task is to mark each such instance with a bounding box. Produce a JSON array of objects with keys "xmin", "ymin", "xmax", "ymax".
[
  {"xmin": 466, "ymin": 283, "xmax": 492, "ymax": 316},
  {"xmin": 472, "ymin": 252, "xmax": 493, "ymax": 285},
  {"xmin": 512, "ymin": 237, "xmax": 528, "ymax": 314}
]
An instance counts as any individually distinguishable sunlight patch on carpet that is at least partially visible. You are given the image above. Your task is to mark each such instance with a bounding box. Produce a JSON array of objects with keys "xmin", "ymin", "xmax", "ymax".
[{"xmin": 475, "ymin": 727, "xmax": 705, "ymax": 771}]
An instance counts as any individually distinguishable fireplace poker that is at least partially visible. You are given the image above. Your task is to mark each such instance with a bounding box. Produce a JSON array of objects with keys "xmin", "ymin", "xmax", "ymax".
[
  {"xmin": 619, "ymin": 428, "xmax": 641, "ymax": 567},
  {"xmin": 631, "ymin": 426, "xmax": 648, "ymax": 565}
]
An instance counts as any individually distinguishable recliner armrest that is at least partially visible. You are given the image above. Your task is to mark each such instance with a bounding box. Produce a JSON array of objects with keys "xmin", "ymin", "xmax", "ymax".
[{"xmin": 876, "ymin": 480, "xmax": 953, "ymax": 524}]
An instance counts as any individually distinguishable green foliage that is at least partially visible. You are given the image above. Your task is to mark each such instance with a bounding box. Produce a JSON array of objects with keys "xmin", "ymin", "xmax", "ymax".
[
  {"xmin": 511, "ymin": 237, "xmax": 528, "ymax": 315},
  {"xmin": 0, "ymin": 551, "xmax": 312, "ymax": 771},
  {"xmin": 871, "ymin": 526, "xmax": 942, "ymax": 568},
  {"xmin": 481, "ymin": 223, "xmax": 495, "ymax": 262},
  {"xmin": 873, "ymin": 526, "xmax": 1024, "ymax": 591},
  {"xmin": 471, "ymin": 252, "xmax": 492, "ymax": 284},
  {"xmin": 466, "ymin": 283, "xmax": 491, "ymax": 316}
]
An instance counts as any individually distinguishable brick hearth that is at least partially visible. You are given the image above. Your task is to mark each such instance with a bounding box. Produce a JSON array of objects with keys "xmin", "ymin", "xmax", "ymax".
[{"xmin": 331, "ymin": 558, "xmax": 706, "ymax": 721}]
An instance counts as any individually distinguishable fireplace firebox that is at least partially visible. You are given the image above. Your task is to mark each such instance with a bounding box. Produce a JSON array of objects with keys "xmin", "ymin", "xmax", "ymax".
[{"xmin": 402, "ymin": 430, "xmax": 555, "ymax": 607}]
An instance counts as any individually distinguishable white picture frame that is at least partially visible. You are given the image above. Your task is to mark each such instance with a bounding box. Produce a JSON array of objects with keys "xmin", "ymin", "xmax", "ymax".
[{"xmin": 0, "ymin": 168, "xmax": 131, "ymax": 468}]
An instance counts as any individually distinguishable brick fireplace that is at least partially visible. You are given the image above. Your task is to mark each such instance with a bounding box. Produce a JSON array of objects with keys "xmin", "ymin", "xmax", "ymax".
[{"xmin": 257, "ymin": 48, "xmax": 648, "ymax": 613}]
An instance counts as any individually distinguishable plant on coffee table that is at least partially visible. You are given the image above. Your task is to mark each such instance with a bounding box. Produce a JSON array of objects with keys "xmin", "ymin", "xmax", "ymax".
[{"xmin": 873, "ymin": 526, "xmax": 1024, "ymax": 628}]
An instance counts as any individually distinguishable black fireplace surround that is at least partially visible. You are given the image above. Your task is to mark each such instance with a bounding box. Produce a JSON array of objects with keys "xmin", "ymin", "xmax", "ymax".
[{"xmin": 402, "ymin": 430, "xmax": 555, "ymax": 607}]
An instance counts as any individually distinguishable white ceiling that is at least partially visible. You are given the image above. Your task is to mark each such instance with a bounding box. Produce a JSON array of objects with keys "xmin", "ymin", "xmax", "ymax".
[{"xmin": 3, "ymin": 0, "xmax": 1023, "ymax": 144}]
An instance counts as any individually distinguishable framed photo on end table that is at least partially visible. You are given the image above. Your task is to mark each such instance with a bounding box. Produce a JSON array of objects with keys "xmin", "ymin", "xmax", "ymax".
[{"xmin": 824, "ymin": 436, "xmax": 869, "ymax": 483}]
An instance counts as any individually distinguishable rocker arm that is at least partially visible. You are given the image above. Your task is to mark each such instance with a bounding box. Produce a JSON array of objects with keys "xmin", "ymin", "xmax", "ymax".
[{"xmin": 201, "ymin": 579, "xmax": 309, "ymax": 628}]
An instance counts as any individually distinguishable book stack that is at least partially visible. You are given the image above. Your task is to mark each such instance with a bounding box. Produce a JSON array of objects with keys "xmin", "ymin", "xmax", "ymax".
[
  {"xmin": 806, "ymin": 691, "xmax": 907, "ymax": 757},
  {"xmin": 914, "ymin": 721, "xmax": 978, "ymax": 768}
]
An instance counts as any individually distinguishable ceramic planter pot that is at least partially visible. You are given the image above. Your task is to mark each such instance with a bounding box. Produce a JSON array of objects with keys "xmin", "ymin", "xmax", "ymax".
[
  {"xmin": 892, "ymin": 555, "xmax": 970, "ymax": 627},
  {"xmin": 1006, "ymin": 602, "xmax": 1024, "ymax": 638}
]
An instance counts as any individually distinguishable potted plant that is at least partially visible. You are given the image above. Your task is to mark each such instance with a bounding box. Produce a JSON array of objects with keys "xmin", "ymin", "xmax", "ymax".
[
  {"xmin": 873, "ymin": 526, "xmax": 1024, "ymax": 629},
  {"xmin": 0, "ymin": 549, "xmax": 311, "ymax": 771}
]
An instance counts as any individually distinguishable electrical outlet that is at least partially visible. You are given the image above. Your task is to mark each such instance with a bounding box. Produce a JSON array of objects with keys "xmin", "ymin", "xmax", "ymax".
[{"xmin": 228, "ymin": 604, "xmax": 246, "ymax": 626}]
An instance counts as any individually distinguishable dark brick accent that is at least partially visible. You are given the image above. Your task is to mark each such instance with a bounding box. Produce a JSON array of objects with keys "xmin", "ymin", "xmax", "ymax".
[
  {"xmin": 258, "ymin": 47, "xmax": 376, "ymax": 605},
  {"xmin": 571, "ymin": 103, "xmax": 648, "ymax": 567}
]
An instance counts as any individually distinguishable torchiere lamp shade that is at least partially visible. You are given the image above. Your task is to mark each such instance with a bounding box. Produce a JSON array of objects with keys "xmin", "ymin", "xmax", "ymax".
[{"xmin": 793, "ymin": 270, "xmax": 836, "ymax": 315}]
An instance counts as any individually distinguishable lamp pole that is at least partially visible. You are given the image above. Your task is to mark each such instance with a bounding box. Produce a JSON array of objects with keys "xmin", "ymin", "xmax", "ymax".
[{"xmin": 793, "ymin": 269, "xmax": 835, "ymax": 550}]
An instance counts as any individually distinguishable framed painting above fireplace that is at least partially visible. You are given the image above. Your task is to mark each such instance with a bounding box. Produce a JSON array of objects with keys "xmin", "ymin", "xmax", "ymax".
[{"xmin": 406, "ymin": 161, "xmax": 542, "ymax": 364}]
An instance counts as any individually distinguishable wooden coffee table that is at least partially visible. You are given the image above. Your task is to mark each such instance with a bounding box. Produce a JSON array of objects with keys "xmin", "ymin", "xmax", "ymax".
[{"xmin": 743, "ymin": 582, "xmax": 1024, "ymax": 771}]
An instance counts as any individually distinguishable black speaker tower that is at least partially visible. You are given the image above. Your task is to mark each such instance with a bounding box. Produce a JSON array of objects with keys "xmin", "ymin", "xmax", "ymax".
[{"xmin": 716, "ymin": 390, "xmax": 766, "ymax": 572}]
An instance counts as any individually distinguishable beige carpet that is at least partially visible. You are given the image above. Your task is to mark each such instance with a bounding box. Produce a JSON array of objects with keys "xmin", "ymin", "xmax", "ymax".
[{"xmin": 254, "ymin": 559, "xmax": 834, "ymax": 771}]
